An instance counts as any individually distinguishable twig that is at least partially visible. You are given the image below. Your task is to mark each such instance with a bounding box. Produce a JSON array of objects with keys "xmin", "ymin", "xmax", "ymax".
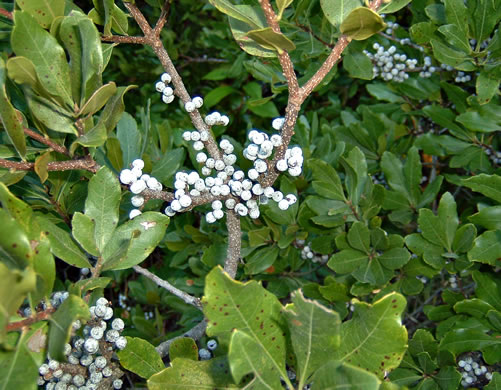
[
  {"xmin": 224, "ymin": 211, "xmax": 241, "ymax": 279},
  {"xmin": 155, "ymin": 319, "xmax": 207, "ymax": 358},
  {"xmin": 101, "ymin": 35, "xmax": 147, "ymax": 44},
  {"xmin": 0, "ymin": 7, "xmax": 12, "ymax": 20},
  {"xmin": 133, "ymin": 265, "xmax": 203, "ymax": 310},
  {"xmin": 7, "ymin": 307, "xmax": 57, "ymax": 331},
  {"xmin": 153, "ymin": 0, "xmax": 171, "ymax": 36},
  {"xmin": 295, "ymin": 22, "xmax": 335, "ymax": 49},
  {"xmin": 0, "ymin": 158, "xmax": 100, "ymax": 173},
  {"xmin": 121, "ymin": 1, "xmax": 223, "ymax": 160},
  {"xmin": 24, "ymin": 128, "xmax": 70, "ymax": 156}
]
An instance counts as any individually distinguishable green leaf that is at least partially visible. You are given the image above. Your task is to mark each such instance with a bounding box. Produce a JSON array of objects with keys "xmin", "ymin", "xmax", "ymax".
[
  {"xmin": 404, "ymin": 147, "xmax": 422, "ymax": 206},
  {"xmin": 148, "ymin": 357, "xmax": 237, "ymax": 389},
  {"xmin": 328, "ymin": 249, "xmax": 368, "ymax": 274},
  {"xmin": 309, "ymin": 159, "xmax": 345, "ymax": 201},
  {"xmin": 0, "ymin": 209, "xmax": 32, "ymax": 269},
  {"xmin": 6, "ymin": 56, "xmax": 56, "ymax": 102},
  {"xmin": 203, "ymin": 86, "xmax": 238, "ymax": 108},
  {"xmin": 470, "ymin": 0, "xmax": 499, "ymax": 42},
  {"xmin": 169, "ymin": 338, "xmax": 198, "ymax": 361},
  {"xmin": 439, "ymin": 328, "xmax": 501, "ymax": 355},
  {"xmin": 312, "ymin": 361, "xmax": 381, "ymax": 389},
  {"xmin": 78, "ymin": 82, "xmax": 116, "ymax": 116},
  {"xmin": 204, "ymin": 266, "xmax": 289, "ymax": 387},
  {"xmin": 117, "ymin": 112, "xmax": 142, "ymax": 167},
  {"xmin": 468, "ymin": 230, "xmax": 501, "ymax": 266},
  {"xmin": 430, "ymin": 39, "xmax": 475, "ymax": 71},
  {"xmin": 48, "ymin": 295, "xmax": 90, "ymax": 361},
  {"xmin": 378, "ymin": 0, "xmax": 412, "ymax": 14},
  {"xmin": 11, "ymin": 11, "xmax": 73, "ymax": 106},
  {"xmin": 26, "ymin": 93, "xmax": 77, "ymax": 135},
  {"xmin": 418, "ymin": 192, "xmax": 458, "ymax": 252},
  {"xmin": 332, "ymin": 293, "xmax": 408, "ymax": 378},
  {"xmin": 476, "ymin": 71, "xmax": 500, "ymax": 105},
  {"xmin": 0, "ymin": 323, "xmax": 46, "ymax": 389},
  {"xmin": 340, "ymin": 8, "xmax": 386, "ymax": 40},
  {"xmin": 70, "ymin": 122, "xmax": 107, "ymax": 154},
  {"xmin": 283, "ymin": 290, "xmax": 341, "ymax": 388},
  {"xmin": 347, "ymin": 222, "xmax": 370, "ymax": 253},
  {"xmin": 276, "ymin": 0, "xmax": 293, "ymax": 20},
  {"xmin": 99, "ymin": 85, "xmax": 136, "ymax": 134},
  {"xmin": 454, "ymin": 298, "xmax": 495, "ymax": 318},
  {"xmin": 117, "ymin": 337, "xmax": 164, "ymax": 379},
  {"xmin": 36, "ymin": 216, "xmax": 91, "ymax": 268},
  {"xmin": 469, "ymin": 206, "xmax": 501, "ymax": 230},
  {"xmin": 16, "ymin": 0, "xmax": 64, "ymax": 28},
  {"xmin": 485, "ymin": 373, "xmax": 501, "ymax": 390},
  {"xmin": 102, "ymin": 212, "xmax": 170, "ymax": 271},
  {"xmin": 34, "ymin": 151, "xmax": 50, "ymax": 183},
  {"xmin": 209, "ymin": 0, "xmax": 262, "ymax": 28},
  {"xmin": 201, "ymin": 243, "xmax": 227, "ymax": 268},
  {"xmin": 0, "ymin": 263, "xmax": 36, "ymax": 344},
  {"xmin": 0, "ymin": 58, "xmax": 26, "ymax": 158},
  {"xmin": 245, "ymin": 245, "xmax": 279, "ymax": 276},
  {"xmin": 456, "ymin": 111, "xmax": 501, "ymax": 132},
  {"xmin": 247, "ymin": 27, "xmax": 295, "ymax": 53},
  {"xmin": 71, "ymin": 212, "xmax": 99, "ymax": 257},
  {"xmin": 343, "ymin": 46, "xmax": 374, "ymax": 80},
  {"xmin": 341, "ymin": 147, "xmax": 368, "ymax": 206},
  {"xmin": 70, "ymin": 277, "xmax": 111, "ymax": 296},
  {"xmin": 151, "ymin": 149, "xmax": 185, "ymax": 183},
  {"xmin": 452, "ymin": 223, "xmax": 476, "ymax": 254},
  {"xmin": 321, "ymin": 0, "xmax": 363, "ymax": 30},
  {"xmin": 410, "ymin": 21, "xmax": 436, "ymax": 45},
  {"xmin": 84, "ymin": 166, "xmax": 121, "ymax": 253},
  {"xmin": 462, "ymin": 174, "xmax": 501, "ymax": 203},
  {"xmin": 471, "ymin": 271, "xmax": 501, "ymax": 311}
]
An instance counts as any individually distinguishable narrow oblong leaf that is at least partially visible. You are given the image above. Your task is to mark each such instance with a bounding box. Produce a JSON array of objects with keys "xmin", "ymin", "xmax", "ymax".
[
  {"xmin": 78, "ymin": 82, "xmax": 116, "ymax": 116},
  {"xmin": 462, "ymin": 174, "xmax": 501, "ymax": 203},
  {"xmin": 209, "ymin": 0, "xmax": 262, "ymax": 28},
  {"xmin": 0, "ymin": 58, "xmax": 26, "ymax": 158},
  {"xmin": 71, "ymin": 212, "xmax": 99, "ymax": 257},
  {"xmin": 340, "ymin": 8, "xmax": 386, "ymax": 40},
  {"xmin": 247, "ymin": 27, "xmax": 296, "ymax": 53},
  {"xmin": 312, "ymin": 361, "xmax": 381, "ymax": 389},
  {"xmin": 310, "ymin": 159, "xmax": 345, "ymax": 201},
  {"xmin": 84, "ymin": 166, "xmax": 121, "ymax": 253}
]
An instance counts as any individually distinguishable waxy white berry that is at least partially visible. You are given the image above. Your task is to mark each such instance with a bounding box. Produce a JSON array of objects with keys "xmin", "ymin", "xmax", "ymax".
[
  {"xmin": 161, "ymin": 72, "xmax": 172, "ymax": 83},
  {"xmin": 192, "ymin": 96, "xmax": 203, "ymax": 108},
  {"xmin": 129, "ymin": 209, "xmax": 142, "ymax": 219},
  {"xmin": 185, "ymin": 101, "xmax": 196, "ymax": 112}
]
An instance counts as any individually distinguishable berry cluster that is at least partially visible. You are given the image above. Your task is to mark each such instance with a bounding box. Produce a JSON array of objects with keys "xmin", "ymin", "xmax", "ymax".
[
  {"xmin": 198, "ymin": 339, "xmax": 218, "ymax": 361},
  {"xmin": 458, "ymin": 354, "xmax": 493, "ymax": 387},
  {"xmin": 155, "ymin": 72, "xmax": 175, "ymax": 105},
  {"xmin": 454, "ymin": 71, "xmax": 472, "ymax": 83},
  {"xmin": 299, "ymin": 243, "xmax": 329, "ymax": 264},
  {"xmin": 448, "ymin": 274, "xmax": 458, "ymax": 289},
  {"xmin": 365, "ymin": 43, "xmax": 417, "ymax": 82},
  {"xmin": 119, "ymin": 159, "xmax": 163, "ymax": 219},
  {"xmin": 38, "ymin": 298, "xmax": 126, "ymax": 390}
]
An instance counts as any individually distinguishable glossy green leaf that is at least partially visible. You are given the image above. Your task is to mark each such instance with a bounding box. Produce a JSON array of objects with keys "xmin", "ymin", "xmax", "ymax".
[
  {"xmin": 469, "ymin": 206, "xmax": 501, "ymax": 230},
  {"xmin": 151, "ymin": 149, "xmax": 185, "ymax": 183},
  {"xmin": 169, "ymin": 338, "xmax": 198, "ymax": 361},
  {"xmin": 106, "ymin": 137, "xmax": 123, "ymax": 171},
  {"xmin": 102, "ymin": 212, "xmax": 170, "ymax": 271},
  {"xmin": 36, "ymin": 216, "xmax": 91, "ymax": 268},
  {"xmin": 33, "ymin": 150, "xmax": 50, "ymax": 183},
  {"xmin": 16, "ymin": 0, "xmax": 64, "ymax": 28},
  {"xmin": 204, "ymin": 266, "xmax": 289, "ymax": 388},
  {"xmin": 0, "ymin": 208, "xmax": 32, "ymax": 269},
  {"xmin": 454, "ymin": 298, "xmax": 495, "ymax": 318},
  {"xmin": 11, "ymin": 11, "xmax": 73, "ymax": 106},
  {"xmin": 472, "ymin": 271, "xmax": 501, "ymax": 311},
  {"xmin": 244, "ymin": 246, "xmax": 279, "ymax": 274},
  {"xmin": 209, "ymin": 0, "xmax": 262, "ymax": 28},
  {"xmin": 470, "ymin": 0, "xmax": 499, "ymax": 42},
  {"xmin": 343, "ymin": 47, "xmax": 374, "ymax": 80},
  {"xmin": 310, "ymin": 159, "xmax": 345, "ymax": 201},
  {"xmin": 0, "ymin": 263, "xmax": 36, "ymax": 343},
  {"xmin": 340, "ymin": 8, "xmax": 386, "ymax": 40},
  {"xmin": 476, "ymin": 71, "xmax": 500, "ymax": 105},
  {"xmin": 99, "ymin": 85, "xmax": 136, "ymax": 134},
  {"xmin": 70, "ymin": 122, "xmax": 107, "ymax": 154},
  {"xmin": 332, "ymin": 293, "xmax": 408, "ymax": 378},
  {"xmin": 462, "ymin": 174, "xmax": 501, "ymax": 203},
  {"xmin": 439, "ymin": 328, "xmax": 501, "ymax": 355},
  {"xmin": 0, "ymin": 58, "xmax": 26, "ymax": 158},
  {"xmin": 247, "ymin": 27, "xmax": 296, "ymax": 53},
  {"xmin": 117, "ymin": 337, "xmax": 164, "ymax": 379},
  {"xmin": 283, "ymin": 290, "xmax": 341, "ymax": 388},
  {"xmin": 71, "ymin": 212, "xmax": 99, "ymax": 257},
  {"xmin": 321, "ymin": 0, "xmax": 363, "ymax": 30},
  {"xmin": 148, "ymin": 357, "xmax": 237, "ymax": 389},
  {"xmin": 468, "ymin": 230, "xmax": 501, "ymax": 266},
  {"xmin": 6, "ymin": 56, "xmax": 55, "ymax": 101},
  {"xmin": 277, "ymin": 0, "xmax": 293, "ymax": 19},
  {"xmin": 117, "ymin": 112, "xmax": 142, "ymax": 167},
  {"xmin": 312, "ymin": 361, "xmax": 380, "ymax": 389},
  {"xmin": 378, "ymin": 0, "xmax": 412, "ymax": 14},
  {"xmin": 456, "ymin": 111, "xmax": 501, "ymax": 132},
  {"xmin": 70, "ymin": 277, "xmax": 111, "ymax": 296},
  {"xmin": 485, "ymin": 373, "xmax": 501, "ymax": 390},
  {"xmin": 26, "ymin": 93, "xmax": 77, "ymax": 135},
  {"xmin": 430, "ymin": 39, "xmax": 475, "ymax": 71},
  {"xmin": 347, "ymin": 222, "xmax": 370, "ymax": 253},
  {"xmin": 328, "ymin": 249, "xmax": 367, "ymax": 274},
  {"xmin": 84, "ymin": 166, "xmax": 121, "ymax": 253},
  {"xmin": 78, "ymin": 82, "xmax": 116, "ymax": 116},
  {"xmin": 48, "ymin": 295, "xmax": 90, "ymax": 361}
]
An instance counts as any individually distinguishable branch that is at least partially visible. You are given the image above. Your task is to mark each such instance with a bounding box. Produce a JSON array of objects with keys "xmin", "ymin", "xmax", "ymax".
[
  {"xmin": 101, "ymin": 35, "xmax": 147, "ymax": 44},
  {"xmin": 23, "ymin": 128, "xmax": 70, "ymax": 156},
  {"xmin": 155, "ymin": 319, "xmax": 207, "ymax": 358},
  {"xmin": 224, "ymin": 210, "xmax": 241, "ymax": 278},
  {"xmin": 153, "ymin": 0, "xmax": 171, "ymax": 36},
  {"xmin": 133, "ymin": 265, "xmax": 203, "ymax": 310},
  {"xmin": 0, "ymin": 158, "xmax": 100, "ymax": 173},
  {"xmin": 0, "ymin": 7, "xmax": 12, "ymax": 20},
  {"xmin": 7, "ymin": 307, "xmax": 57, "ymax": 331},
  {"xmin": 121, "ymin": 1, "xmax": 223, "ymax": 160}
]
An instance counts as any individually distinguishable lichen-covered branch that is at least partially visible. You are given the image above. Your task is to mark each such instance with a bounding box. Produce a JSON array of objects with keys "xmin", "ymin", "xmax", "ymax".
[
  {"xmin": 133, "ymin": 265, "xmax": 203, "ymax": 310},
  {"xmin": 7, "ymin": 307, "xmax": 57, "ymax": 331},
  {"xmin": 24, "ymin": 128, "xmax": 70, "ymax": 156},
  {"xmin": 224, "ymin": 210, "xmax": 241, "ymax": 278},
  {"xmin": 0, "ymin": 158, "xmax": 99, "ymax": 173}
]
